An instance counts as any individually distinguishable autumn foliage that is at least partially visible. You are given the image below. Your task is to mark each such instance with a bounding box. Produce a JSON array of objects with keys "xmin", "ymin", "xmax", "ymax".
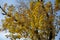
[{"xmin": 1, "ymin": 0, "xmax": 60, "ymax": 40}]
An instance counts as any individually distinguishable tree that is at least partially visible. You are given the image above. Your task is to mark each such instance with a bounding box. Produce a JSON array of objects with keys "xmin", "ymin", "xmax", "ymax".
[{"xmin": 0, "ymin": 0, "xmax": 60, "ymax": 40}]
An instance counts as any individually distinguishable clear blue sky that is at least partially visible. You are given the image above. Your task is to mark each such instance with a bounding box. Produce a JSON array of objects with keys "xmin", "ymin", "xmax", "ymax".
[{"xmin": 0, "ymin": 0, "xmax": 60, "ymax": 40}]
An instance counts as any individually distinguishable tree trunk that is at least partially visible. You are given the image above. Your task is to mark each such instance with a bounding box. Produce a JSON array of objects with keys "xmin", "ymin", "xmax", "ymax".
[{"xmin": 49, "ymin": 28, "xmax": 52, "ymax": 40}]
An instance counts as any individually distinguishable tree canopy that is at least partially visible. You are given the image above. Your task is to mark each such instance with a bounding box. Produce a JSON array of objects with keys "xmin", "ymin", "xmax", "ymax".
[{"xmin": 0, "ymin": 0, "xmax": 60, "ymax": 40}]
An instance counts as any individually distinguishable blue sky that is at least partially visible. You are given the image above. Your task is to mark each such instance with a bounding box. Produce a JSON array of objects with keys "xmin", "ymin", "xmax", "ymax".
[{"xmin": 0, "ymin": 0, "xmax": 60, "ymax": 40}]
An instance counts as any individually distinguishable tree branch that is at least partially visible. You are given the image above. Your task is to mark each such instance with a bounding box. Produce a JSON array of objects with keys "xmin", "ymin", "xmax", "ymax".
[
  {"xmin": 0, "ymin": 6, "xmax": 17, "ymax": 21},
  {"xmin": 0, "ymin": 6, "xmax": 7, "ymax": 15}
]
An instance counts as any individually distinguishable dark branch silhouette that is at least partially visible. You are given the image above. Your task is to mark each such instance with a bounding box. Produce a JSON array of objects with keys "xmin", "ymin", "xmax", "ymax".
[
  {"xmin": 0, "ymin": 6, "xmax": 17, "ymax": 21},
  {"xmin": 0, "ymin": 6, "xmax": 7, "ymax": 15}
]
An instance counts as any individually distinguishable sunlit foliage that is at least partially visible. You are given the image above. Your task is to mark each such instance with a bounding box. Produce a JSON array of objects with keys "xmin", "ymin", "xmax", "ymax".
[{"xmin": 1, "ymin": 0, "xmax": 60, "ymax": 40}]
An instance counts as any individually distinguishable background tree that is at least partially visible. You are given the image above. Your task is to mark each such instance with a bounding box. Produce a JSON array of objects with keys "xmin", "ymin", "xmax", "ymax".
[{"xmin": 0, "ymin": 0, "xmax": 60, "ymax": 40}]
